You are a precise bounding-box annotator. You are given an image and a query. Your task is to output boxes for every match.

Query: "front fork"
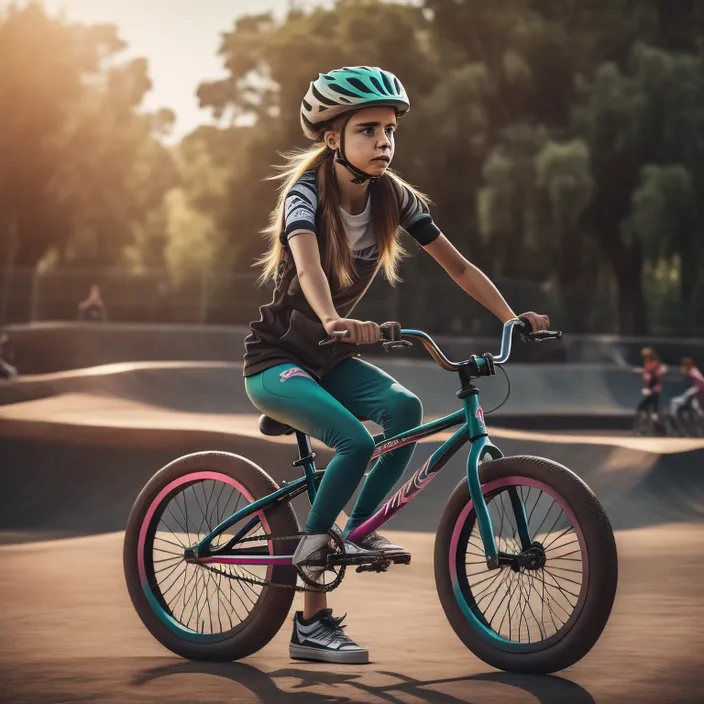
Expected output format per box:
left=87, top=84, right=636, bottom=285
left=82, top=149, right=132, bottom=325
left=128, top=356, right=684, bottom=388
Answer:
left=463, top=394, right=532, bottom=569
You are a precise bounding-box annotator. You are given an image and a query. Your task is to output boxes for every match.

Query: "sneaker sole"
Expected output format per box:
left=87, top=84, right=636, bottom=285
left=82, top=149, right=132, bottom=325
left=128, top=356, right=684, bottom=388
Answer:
left=290, top=643, right=369, bottom=665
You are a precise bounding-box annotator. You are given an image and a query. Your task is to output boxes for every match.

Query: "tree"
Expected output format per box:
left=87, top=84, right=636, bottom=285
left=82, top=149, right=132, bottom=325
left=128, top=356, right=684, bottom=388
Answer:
left=0, top=2, right=177, bottom=273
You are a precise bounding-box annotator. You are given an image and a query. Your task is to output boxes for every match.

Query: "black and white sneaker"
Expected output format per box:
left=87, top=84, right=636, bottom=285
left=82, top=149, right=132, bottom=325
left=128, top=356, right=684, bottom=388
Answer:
left=293, top=533, right=384, bottom=582
left=290, top=609, right=369, bottom=664
left=352, top=531, right=409, bottom=558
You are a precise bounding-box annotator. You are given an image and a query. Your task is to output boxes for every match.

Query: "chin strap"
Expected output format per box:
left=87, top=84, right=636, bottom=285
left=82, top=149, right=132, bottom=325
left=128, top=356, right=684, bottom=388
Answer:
left=334, top=150, right=379, bottom=184
left=333, top=114, right=381, bottom=185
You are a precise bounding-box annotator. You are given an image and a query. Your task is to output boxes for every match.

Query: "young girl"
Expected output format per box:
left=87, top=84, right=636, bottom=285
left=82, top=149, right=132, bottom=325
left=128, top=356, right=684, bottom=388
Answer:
left=243, top=66, right=549, bottom=664
left=636, top=347, right=665, bottom=419
left=670, top=356, right=704, bottom=417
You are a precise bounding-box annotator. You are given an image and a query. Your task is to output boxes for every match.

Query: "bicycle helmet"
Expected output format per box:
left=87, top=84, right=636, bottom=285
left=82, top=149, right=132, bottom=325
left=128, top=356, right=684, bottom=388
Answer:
left=300, top=66, right=410, bottom=183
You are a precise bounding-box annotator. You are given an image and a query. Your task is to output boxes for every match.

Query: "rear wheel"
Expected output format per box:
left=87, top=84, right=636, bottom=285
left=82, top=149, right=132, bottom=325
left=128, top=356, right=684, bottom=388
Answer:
left=124, top=451, right=299, bottom=661
left=435, top=455, right=618, bottom=674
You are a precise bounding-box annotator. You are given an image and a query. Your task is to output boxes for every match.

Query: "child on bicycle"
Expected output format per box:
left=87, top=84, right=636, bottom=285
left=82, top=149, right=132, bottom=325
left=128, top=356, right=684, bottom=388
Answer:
left=635, top=347, right=665, bottom=420
left=670, top=357, right=704, bottom=417
left=243, top=66, right=549, bottom=664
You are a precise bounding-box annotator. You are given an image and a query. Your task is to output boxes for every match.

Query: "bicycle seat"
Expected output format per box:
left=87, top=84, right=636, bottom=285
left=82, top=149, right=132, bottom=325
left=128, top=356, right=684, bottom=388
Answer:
left=258, top=415, right=295, bottom=436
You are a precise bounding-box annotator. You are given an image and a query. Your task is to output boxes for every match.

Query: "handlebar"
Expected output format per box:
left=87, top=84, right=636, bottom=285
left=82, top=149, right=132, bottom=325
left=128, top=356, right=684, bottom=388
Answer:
left=319, top=318, right=563, bottom=372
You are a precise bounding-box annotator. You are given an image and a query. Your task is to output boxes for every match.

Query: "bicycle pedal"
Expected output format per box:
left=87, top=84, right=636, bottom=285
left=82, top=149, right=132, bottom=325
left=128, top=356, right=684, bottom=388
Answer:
left=356, top=561, right=391, bottom=574
left=328, top=552, right=388, bottom=567
left=386, top=552, right=411, bottom=565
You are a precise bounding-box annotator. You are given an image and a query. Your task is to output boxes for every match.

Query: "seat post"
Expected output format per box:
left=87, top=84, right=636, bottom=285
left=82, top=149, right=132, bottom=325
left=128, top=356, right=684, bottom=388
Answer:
left=293, top=431, right=318, bottom=503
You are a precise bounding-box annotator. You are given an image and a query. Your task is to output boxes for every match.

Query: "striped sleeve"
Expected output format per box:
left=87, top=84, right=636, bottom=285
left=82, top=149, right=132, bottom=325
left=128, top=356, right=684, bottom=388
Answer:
left=283, top=170, right=318, bottom=241
left=397, top=183, right=441, bottom=246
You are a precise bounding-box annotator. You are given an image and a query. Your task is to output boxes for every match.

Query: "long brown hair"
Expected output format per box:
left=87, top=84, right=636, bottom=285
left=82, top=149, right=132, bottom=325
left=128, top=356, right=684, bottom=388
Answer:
left=257, top=127, right=431, bottom=292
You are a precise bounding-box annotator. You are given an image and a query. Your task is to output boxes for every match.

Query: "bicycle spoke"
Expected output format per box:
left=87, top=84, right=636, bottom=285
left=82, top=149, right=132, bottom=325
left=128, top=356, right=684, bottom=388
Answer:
left=518, top=570, right=544, bottom=640
left=470, top=568, right=506, bottom=602
left=524, top=570, right=572, bottom=621
left=154, top=559, right=187, bottom=581
left=166, top=504, right=189, bottom=538
left=533, top=570, right=578, bottom=611
left=153, top=554, right=184, bottom=564
left=546, top=564, right=583, bottom=575
left=211, top=568, right=247, bottom=623
left=176, top=491, right=191, bottom=546
left=543, top=567, right=582, bottom=590
left=208, top=480, right=228, bottom=539
left=500, top=492, right=519, bottom=538
left=546, top=536, right=580, bottom=554
left=485, top=571, right=516, bottom=628
left=158, top=521, right=188, bottom=549
left=478, top=568, right=512, bottom=620
left=191, top=484, right=208, bottom=537
left=530, top=499, right=559, bottom=541
left=200, top=480, right=214, bottom=535
left=154, top=535, right=186, bottom=550
left=497, top=573, right=521, bottom=638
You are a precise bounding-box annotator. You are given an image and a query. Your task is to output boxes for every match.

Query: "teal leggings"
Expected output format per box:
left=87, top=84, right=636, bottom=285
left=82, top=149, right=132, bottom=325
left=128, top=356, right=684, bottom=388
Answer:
left=244, top=358, right=423, bottom=534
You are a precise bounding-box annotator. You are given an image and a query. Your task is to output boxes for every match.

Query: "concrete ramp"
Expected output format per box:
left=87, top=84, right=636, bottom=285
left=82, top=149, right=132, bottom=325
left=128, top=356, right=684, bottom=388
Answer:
left=1, top=389, right=701, bottom=538
left=0, top=358, right=670, bottom=430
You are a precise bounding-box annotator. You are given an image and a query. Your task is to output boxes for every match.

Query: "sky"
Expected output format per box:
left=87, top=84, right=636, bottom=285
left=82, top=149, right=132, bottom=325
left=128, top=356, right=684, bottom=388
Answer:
left=35, top=0, right=334, bottom=140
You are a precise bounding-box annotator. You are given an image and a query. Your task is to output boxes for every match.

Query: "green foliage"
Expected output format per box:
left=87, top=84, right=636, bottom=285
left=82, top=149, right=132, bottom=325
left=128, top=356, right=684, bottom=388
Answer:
left=0, top=2, right=177, bottom=271
left=3, top=0, right=703, bottom=334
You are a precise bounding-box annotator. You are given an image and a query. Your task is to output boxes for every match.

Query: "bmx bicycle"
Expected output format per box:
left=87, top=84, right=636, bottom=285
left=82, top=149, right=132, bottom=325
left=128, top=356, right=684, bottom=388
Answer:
left=123, top=318, right=618, bottom=674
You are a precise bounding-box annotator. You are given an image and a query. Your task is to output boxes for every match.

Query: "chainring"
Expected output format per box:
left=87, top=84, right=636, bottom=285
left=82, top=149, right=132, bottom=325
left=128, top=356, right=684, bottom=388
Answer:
left=196, top=529, right=347, bottom=594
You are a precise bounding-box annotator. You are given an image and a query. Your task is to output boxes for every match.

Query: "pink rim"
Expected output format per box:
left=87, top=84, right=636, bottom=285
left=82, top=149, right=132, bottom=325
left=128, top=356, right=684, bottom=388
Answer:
left=137, top=471, right=273, bottom=591
left=449, top=476, right=589, bottom=625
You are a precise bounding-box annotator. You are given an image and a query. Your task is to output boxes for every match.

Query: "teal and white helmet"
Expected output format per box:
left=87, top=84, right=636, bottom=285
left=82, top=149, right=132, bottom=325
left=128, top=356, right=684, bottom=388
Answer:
left=301, top=66, right=410, bottom=140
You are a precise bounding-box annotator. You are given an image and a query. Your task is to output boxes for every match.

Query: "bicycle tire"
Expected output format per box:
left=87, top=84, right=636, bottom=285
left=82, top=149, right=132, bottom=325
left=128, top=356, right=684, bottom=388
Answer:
left=124, top=451, right=299, bottom=661
left=434, top=455, right=618, bottom=674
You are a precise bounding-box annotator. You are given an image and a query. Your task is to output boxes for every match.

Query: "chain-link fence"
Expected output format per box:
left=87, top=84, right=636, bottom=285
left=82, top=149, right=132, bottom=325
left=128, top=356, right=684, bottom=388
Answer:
left=0, top=265, right=702, bottom=337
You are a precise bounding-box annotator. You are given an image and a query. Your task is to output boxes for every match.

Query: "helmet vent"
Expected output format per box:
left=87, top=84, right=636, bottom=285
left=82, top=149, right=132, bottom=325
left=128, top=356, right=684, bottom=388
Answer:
left=348, top=77, right=373, bottom=93
left=312, top=85, right=337, bottom=106
left=380, top=72, right=394, bottom=94
left=329, top=83, right=360, bottom=98
left=369, top=76, right=386, bottom=94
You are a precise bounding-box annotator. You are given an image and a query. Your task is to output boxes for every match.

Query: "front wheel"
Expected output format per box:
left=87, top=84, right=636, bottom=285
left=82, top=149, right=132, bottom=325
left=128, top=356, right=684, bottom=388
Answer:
left=434, top=455, right=618, bottom=674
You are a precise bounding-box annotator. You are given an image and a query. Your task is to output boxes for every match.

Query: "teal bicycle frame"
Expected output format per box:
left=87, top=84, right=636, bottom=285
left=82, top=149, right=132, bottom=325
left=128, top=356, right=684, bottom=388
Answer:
left=192, top=320, right=535, bottom=570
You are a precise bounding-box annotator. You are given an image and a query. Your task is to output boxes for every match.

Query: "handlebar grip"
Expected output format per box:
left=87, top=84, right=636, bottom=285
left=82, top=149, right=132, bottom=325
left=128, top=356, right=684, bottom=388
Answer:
left=517, top=315, right=534, bottom=335
left=517, top=316, right=562, bottom=341
left=380, top=321, right=402, bottom=342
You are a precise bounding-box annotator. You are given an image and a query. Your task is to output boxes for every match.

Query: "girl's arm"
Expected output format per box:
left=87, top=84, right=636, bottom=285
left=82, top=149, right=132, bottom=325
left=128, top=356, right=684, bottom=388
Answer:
left=422, top=234, right=547, bottom=328
left=288, top=232, right=380, bottom=343
left=287, top=232, right=339, bottom=328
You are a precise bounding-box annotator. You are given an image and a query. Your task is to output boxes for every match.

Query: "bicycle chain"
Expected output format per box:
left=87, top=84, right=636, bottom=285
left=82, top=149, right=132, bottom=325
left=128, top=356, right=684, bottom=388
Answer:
left=197, top=531, right=345, bottom=594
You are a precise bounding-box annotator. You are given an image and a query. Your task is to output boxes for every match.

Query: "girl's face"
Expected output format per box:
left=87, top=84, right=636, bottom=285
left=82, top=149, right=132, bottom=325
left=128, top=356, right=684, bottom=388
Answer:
left=643, top=357, right=658, bottom=370
left=326, top=106, right=398, bottom=177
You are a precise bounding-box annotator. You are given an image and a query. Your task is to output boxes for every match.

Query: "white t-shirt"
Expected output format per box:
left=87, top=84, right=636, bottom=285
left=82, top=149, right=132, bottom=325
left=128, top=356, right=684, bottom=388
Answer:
left=340, top=197, right=377, bottom=256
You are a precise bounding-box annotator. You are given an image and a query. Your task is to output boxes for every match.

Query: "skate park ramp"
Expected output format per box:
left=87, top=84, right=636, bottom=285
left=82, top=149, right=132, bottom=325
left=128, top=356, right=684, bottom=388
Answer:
left=0, top=356, right=684, bottom=430
left=0, top=359, right=702, bottom=540
left=3, top=319, right=696, bottom=428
